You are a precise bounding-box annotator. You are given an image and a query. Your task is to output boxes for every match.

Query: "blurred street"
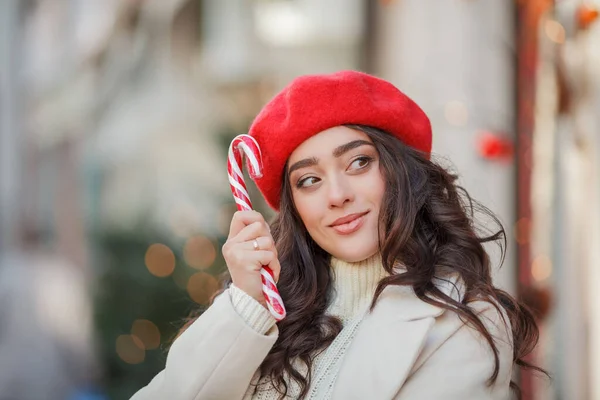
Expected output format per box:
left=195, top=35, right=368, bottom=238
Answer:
left=1, top=0, right=599, bottom=399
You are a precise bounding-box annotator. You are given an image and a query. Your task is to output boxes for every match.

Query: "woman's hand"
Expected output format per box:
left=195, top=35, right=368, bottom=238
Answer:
left=222, top=210, right=281, bottom=307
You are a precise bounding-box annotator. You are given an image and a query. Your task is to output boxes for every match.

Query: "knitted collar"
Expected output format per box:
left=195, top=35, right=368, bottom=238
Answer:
left=327, top=254, right=389, bottom=324
left=327, top=254, right=466, bottom=323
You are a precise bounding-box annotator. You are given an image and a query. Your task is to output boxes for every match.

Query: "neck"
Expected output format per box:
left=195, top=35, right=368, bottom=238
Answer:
left=327, top=253, right=389, bottom=324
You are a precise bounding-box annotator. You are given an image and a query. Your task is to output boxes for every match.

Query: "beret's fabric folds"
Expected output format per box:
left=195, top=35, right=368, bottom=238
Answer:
left=249, top=70, right=432, bottom=210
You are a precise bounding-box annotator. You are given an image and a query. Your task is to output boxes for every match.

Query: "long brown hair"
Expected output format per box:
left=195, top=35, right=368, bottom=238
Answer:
left=262, top=124, right=546, bottom=398
left=177, top=124, right=546, bottom=399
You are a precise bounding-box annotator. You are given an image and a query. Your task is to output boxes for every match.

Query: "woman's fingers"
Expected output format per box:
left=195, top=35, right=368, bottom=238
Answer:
left=222, top=210, right=279, bottom=306
left=268, top=256, right=281, bottom=284
left=236, top=237, right=280, bottom=285
left=242, top=249, right=276, bottom=268
left=240, top=236, right=275, bottom=252
left=227, top=210, right=271, bottom=240
left=234, top=221, right=269, bottom=243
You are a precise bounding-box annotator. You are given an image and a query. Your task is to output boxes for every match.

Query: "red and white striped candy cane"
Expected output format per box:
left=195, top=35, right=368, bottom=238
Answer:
left=227, top=134, right=286, bottom=321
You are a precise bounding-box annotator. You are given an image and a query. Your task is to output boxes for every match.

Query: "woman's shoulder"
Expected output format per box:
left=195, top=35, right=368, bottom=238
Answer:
left=427, top=271, right=513, bottom=349
left=434, top=295, right=513, bottom=344
left=410, top=295, right=513, bottom=378
left=464, top=296, right=513, bottom=346
left=401, top=296, right=514, bottom=399
left=423, top=294, right=514, bottom=370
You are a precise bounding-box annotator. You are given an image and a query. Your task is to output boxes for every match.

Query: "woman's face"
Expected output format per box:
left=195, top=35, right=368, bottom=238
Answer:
left=287, top=126, right=386, bottom=262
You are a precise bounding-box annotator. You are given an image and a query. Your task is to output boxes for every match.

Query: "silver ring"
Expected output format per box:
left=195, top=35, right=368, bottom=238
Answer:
left=252, top=239, right=260, bottom=251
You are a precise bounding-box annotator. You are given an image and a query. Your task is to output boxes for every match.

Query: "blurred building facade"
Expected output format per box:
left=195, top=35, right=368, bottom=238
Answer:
left=1, top=0, right=599, bottom=399
left=532, top=1, right=600, bottom=399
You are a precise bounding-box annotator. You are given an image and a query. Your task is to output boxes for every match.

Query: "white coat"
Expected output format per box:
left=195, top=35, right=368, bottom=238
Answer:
left=131, top=274, right=513, bottom=399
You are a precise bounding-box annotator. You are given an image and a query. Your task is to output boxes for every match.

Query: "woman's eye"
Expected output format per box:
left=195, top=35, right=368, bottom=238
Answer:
left=297, top=176, right=320, bottom=188
left=349, top=156, right=373, bottom=170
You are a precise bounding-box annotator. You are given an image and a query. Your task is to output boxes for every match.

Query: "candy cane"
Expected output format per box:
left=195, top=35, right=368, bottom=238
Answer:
left=227, top=134, right=286, bottom=321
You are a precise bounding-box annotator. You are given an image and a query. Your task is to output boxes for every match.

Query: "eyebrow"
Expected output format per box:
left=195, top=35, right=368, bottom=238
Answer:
left=287, top=139, right=374, bottom=176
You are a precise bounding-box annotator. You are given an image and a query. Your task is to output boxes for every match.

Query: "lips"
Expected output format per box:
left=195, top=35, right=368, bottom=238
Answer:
left=328, top=211, right=369, bottom=235
left=329, top=211, right=369, bottom=227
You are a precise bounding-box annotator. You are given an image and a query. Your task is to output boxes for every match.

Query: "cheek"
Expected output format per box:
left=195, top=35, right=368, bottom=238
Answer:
left=292, top=192, right=321, bottom=229
left=375, top=177, right=386, bottom=203
left=362, top=168, right=386, bottom=205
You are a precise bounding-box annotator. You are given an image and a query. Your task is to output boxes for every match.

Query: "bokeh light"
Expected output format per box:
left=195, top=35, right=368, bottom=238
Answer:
left=545, top=20, right=565, bottom=44
left=131, top=320, right=161, bottom=350
left=444, top=101, right=469, bottom=127
left=144, top=243, right=176, bottom=277
left=116, top=334, right=145, bottom=364
left=187, top=272, right=219, bottom=304
left=514, top=217, right=531, bottom=245
left=577, top=4, right=599, bottom=30
left=183, top=235, right=216, bottom=270
left=532, top=254, right=553, bottom=282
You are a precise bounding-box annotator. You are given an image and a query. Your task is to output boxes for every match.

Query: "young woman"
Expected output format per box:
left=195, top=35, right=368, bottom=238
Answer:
left=131, top=71, right=542, bottom=400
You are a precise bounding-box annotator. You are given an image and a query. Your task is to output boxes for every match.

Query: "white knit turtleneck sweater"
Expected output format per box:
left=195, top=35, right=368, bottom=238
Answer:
left=229, top=255, right=389, bottom=400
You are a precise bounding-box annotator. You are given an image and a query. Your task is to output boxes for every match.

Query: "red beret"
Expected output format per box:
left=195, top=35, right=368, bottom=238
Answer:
left=249, top=70, right=432, bottom=210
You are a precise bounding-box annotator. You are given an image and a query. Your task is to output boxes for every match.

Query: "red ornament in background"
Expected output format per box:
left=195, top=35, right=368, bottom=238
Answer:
left=477, top=131, right=514, bottom=161
left=577, top=4, right=599, bottom=30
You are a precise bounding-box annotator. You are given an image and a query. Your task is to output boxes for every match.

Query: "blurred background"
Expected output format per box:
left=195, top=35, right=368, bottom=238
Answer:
left=0, top=0, right=598, bottom=399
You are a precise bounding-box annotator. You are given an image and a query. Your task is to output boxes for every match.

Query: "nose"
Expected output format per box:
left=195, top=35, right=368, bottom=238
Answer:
left=327, top=175, right=354, bottom=209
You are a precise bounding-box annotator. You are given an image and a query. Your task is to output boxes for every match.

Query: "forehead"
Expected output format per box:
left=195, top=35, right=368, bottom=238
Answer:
left=288, top=126, right=371, bottom=164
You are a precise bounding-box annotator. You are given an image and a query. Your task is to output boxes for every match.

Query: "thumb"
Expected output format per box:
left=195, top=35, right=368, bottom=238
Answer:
left=267, top=258, right=281, bottom=285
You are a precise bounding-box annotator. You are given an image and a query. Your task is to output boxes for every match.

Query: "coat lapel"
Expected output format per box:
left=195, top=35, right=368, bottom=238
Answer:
left=331, top=273, right=464, bottom=400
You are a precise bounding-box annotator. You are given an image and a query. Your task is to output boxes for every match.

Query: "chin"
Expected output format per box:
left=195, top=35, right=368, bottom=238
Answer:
left=329, top=245, right=379, bottom=263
